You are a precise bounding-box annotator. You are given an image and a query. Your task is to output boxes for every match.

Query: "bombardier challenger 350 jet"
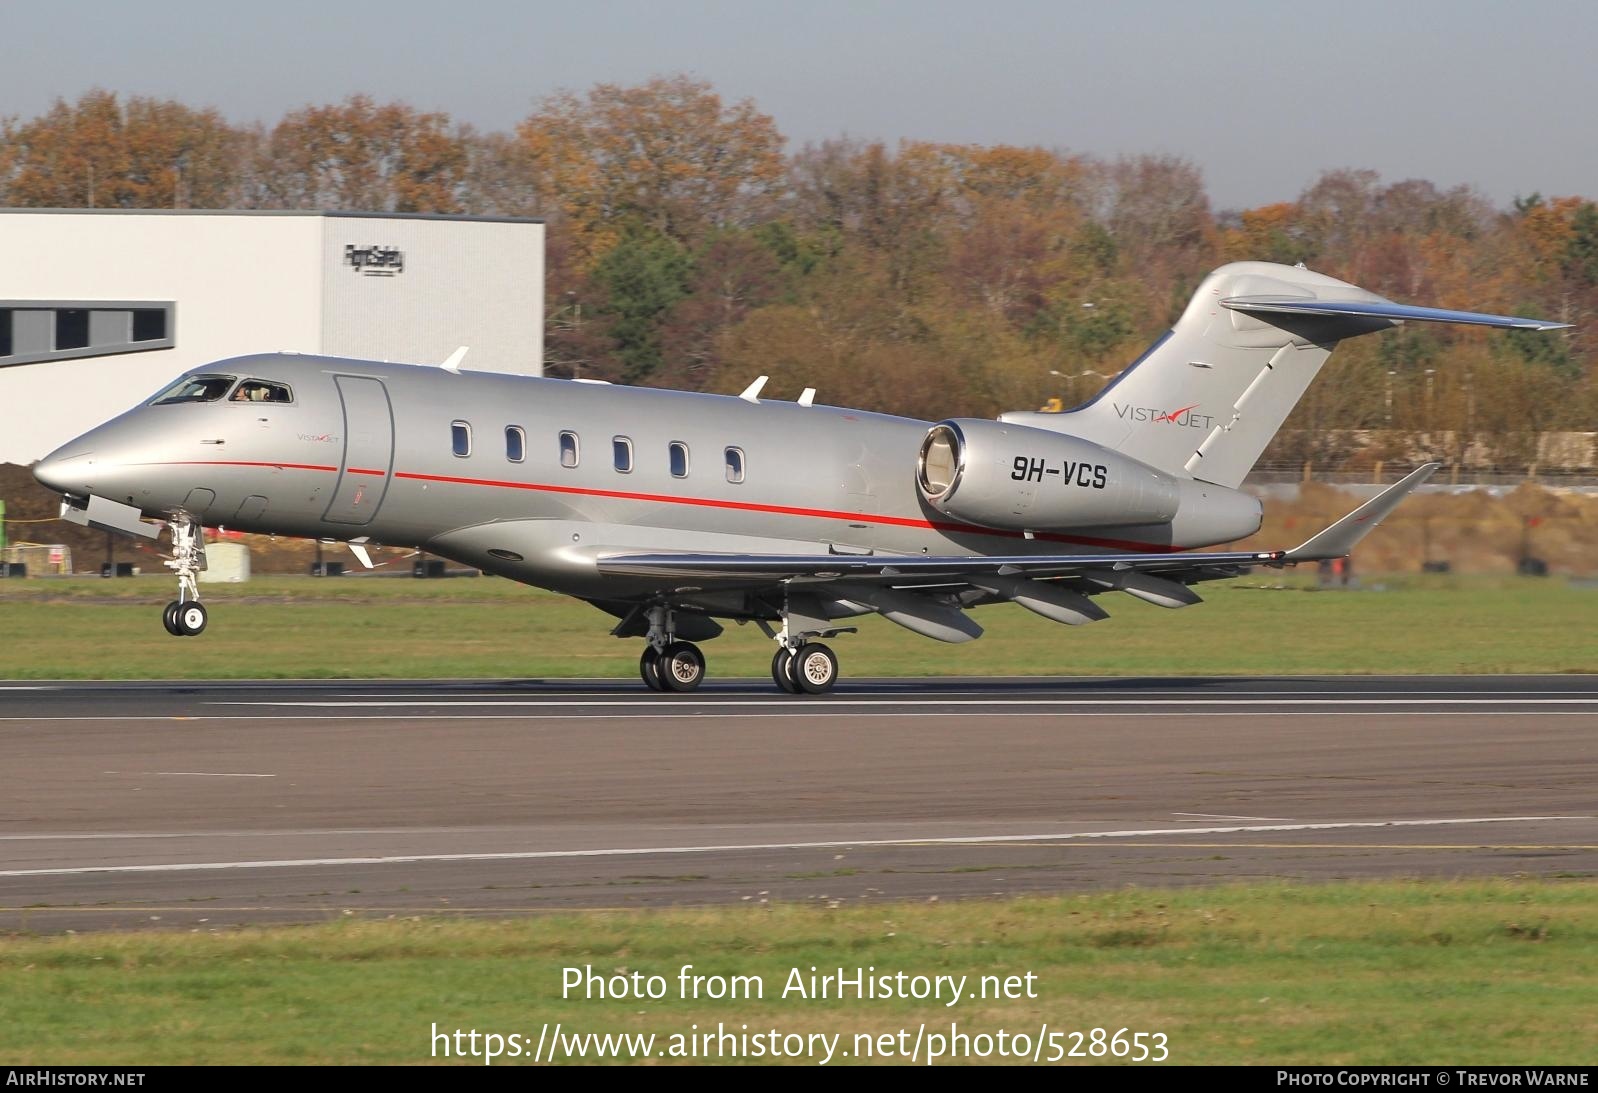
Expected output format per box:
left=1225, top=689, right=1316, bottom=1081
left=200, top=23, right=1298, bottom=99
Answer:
left=33, top=261, right=1565, bottom=694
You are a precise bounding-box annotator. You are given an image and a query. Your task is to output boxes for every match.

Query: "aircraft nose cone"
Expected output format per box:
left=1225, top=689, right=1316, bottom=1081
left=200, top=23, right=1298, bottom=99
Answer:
left=33, top=450, right=94, bottom=495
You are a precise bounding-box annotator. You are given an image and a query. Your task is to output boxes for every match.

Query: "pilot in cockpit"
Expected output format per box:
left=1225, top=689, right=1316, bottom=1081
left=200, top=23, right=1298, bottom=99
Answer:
left=230, top=381, right=280, bottom=403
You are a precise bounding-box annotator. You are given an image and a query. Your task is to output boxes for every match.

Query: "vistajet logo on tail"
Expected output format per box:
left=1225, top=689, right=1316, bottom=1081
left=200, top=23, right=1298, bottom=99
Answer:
left=1112, top=402, right=1214, bottom=430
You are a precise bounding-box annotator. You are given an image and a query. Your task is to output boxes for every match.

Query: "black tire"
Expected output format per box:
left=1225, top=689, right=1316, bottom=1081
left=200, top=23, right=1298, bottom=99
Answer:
left=771, top=648, right=799, bottom=694
left=793, top=642, right=839, bottom=694
left=658, top=641, right=706, bottom=692
left=639, top=647, right=664, bottom=691
left=174, top=601, right=208, bottom=637
left=162, top=600, right=184, bottom=636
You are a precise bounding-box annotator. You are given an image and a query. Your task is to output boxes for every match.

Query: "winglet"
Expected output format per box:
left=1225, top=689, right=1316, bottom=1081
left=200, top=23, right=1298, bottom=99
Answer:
left=739, top=375, right=768, bottom=403
left=440, top=346, right=469, bottom=374
left=1283, top=462, right=1440, bottom=562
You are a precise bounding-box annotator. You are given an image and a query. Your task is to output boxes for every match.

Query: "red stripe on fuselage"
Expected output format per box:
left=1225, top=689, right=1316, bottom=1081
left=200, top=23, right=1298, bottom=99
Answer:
left=147, top=461, right=1182, bottom=553
left=347, top=467, right=388, bottom=476
left=390, top=470, right=1182, bottom=553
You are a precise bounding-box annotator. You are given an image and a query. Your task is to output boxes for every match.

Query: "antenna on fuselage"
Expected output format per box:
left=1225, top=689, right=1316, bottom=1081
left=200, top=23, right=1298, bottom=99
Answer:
left=440, top=346, right=469, bottom=374
left=739, top=375, right=768, bottom=403
left=798, top=388, right=816, bottom=407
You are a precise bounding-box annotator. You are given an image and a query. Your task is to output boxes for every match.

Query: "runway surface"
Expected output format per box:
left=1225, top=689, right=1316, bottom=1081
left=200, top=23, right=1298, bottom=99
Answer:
left=2, top=675, right=1595, bottom=932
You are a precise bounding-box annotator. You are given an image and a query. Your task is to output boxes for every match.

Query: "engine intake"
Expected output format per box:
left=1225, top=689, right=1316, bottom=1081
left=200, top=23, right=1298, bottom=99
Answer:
left=916, top=418, right=1183, bottom=531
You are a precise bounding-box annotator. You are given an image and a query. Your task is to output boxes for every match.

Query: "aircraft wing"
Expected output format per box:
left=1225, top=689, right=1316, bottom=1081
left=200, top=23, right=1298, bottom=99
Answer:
left=595, top=463, right=1439, bottom=591
left=595, top=547, right=1276, bottom=585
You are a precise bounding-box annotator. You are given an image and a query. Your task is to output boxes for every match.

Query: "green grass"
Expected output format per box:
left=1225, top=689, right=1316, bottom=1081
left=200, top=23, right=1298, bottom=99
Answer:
left=0, top=573, right=1594, bottom=678
left=1, top=881, right=1594, bottom=1064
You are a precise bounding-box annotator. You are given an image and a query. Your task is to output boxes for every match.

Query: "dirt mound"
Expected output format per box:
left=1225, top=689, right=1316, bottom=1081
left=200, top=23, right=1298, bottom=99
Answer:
left=1240, top=482, right=1598, bottom=575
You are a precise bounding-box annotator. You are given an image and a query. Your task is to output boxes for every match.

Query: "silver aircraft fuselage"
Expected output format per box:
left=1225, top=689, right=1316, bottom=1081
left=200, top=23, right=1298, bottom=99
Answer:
left=34, top=353, right=1247, bottom=608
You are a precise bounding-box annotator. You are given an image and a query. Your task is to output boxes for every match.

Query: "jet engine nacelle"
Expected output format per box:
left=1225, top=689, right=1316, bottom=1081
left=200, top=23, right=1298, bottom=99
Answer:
left=917, top=418, right=1183, bottom=531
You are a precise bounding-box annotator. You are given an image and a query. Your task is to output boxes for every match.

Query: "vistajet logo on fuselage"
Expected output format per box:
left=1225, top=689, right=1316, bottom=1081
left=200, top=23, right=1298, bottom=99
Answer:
left=1112, top=402, right=1214, bottom=430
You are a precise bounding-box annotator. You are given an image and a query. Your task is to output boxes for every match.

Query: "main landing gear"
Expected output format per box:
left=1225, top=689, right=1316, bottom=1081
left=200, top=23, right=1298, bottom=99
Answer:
left=759, top=588, right=852, bottom=695
left=641, top=640, right=706, bottom=693
left=159, top=515, right=208, bottom=637
left=770, top=642, right=839, bottom=695
left=638, top=605, right=707, bottom=693
left=632, top=599, right=847, bottom=695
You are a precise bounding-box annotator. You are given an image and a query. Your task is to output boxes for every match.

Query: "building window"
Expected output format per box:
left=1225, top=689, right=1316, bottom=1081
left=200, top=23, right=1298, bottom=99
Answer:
left=452, top=421, right=472, bottom=458
left=506, top=426, right=525, bottom=463
left=0, top=300, right=175, bottom=369
left=55, top=309, right=89, bottom=351
left=669, top=441, right=689, bottom=478
left=725, top=446, right=745, bottom=484
left=131, top=309, right=167, bottom=342
left=559, top=431, right=580, bottom=468
left=613, top=436, right=633, bottom=473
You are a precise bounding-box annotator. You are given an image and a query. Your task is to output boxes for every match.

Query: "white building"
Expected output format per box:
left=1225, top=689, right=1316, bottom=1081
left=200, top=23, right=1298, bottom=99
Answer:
left=0, top=210, right=544, bottom=463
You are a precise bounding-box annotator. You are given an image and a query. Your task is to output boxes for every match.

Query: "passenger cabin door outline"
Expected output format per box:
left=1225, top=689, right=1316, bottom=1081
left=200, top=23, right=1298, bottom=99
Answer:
left=323, top=375, right=394, bottom=526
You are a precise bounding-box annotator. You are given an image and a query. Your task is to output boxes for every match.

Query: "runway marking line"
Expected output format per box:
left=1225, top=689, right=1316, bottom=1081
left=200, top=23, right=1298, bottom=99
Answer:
left=6, top=711, right=1598, bottom=723
left=0, top=816, right=1587, bottom=879
left=1030, top=843, right=1598, bottom=851
left=213, top=698, right=1598, bottom=708
left=330, top=688, right=1598, bottom=699
left=102, top=771, right=276, bottom=778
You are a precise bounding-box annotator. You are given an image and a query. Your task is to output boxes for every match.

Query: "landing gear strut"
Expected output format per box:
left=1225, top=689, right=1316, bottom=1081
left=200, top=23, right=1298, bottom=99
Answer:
left=160, top=515, right=207, bottom=637
left=759, top=589, right=851, bottom=695
left=769, top=639, right=839, bottom=694
left=638, top=605, right=706, bottom=692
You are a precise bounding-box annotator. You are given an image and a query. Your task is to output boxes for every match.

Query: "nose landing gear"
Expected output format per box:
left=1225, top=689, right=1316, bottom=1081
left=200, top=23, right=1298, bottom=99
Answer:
left=160, top=515, right=208, bottom=637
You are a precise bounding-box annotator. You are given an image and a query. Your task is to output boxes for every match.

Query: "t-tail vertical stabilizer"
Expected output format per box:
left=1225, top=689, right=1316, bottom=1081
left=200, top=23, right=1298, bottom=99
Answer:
left=1001, top=262, right=1567, bottom=489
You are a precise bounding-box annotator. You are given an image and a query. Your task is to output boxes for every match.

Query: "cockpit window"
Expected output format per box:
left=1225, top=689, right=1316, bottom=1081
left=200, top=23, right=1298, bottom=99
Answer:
left=229, top=379, right=293, bottom=404
left=151, top=374, right=237, bottom=405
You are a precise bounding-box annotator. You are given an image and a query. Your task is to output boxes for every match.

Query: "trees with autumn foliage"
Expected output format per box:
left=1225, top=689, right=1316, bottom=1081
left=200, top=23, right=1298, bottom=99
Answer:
left=2, top=81, right=1594, bottom=472
left=0, top=90, right=247, bottom=209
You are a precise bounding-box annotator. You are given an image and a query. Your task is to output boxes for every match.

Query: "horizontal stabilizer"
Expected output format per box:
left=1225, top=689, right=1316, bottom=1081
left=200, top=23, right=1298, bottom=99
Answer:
left=1284, top=463, right=1441, bottom=562
left=1221, top=296, right=1569, bottom=331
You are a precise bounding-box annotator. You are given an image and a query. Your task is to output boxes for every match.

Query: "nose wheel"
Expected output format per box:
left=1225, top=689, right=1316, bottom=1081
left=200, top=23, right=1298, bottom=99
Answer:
left=163, top=600, right=208, bottom=637
left=159, top=515, right=208, bottom=638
